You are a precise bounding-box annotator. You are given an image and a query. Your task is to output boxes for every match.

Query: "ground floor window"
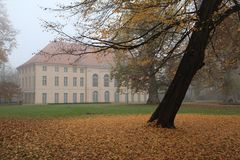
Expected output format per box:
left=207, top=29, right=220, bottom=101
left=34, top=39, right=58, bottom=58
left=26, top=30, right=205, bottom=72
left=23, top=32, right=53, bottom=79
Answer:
left=92, top=91, right=98, bottom=103
left=73, top=93, right=77, bottom=103
left=64, top=93, right=68, bottom=103
left=54, top=93, right=59, bottom=103
left=125, top=93, right=129, bottom=104
left=80, top=93, right=84, bottom=103
left=114, top=92, right=119, bottom=103
left=131, top=93, right=134, bottom=103
left=42, top=93, right=47, bottom=104
left=104, top=91, right=110, bottom=102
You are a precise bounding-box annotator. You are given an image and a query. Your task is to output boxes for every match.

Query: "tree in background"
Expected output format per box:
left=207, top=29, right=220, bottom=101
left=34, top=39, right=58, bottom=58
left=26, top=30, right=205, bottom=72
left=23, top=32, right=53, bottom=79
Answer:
left=0, top=81, right=21, bottom=103
left=45, top=0, right=240, bottom=128
left=0, top=0, right=16, bottom=63
left=0, top=63, right=21, bottom=104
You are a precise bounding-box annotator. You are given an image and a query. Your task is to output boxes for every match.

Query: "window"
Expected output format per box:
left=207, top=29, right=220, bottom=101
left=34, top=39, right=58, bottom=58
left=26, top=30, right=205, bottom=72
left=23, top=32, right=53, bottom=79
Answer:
left=104, top=91, right=110, bottom=102
left=73, top=77, right=77, bottom=87
left=29, top=77, right=31, bottom=88
left=73, top=66, right=77, bottom=73
left=25, top=77, right=27, bottom=87
left=138, top=93, right=141, bottom=102
left=114, top=92, right=120, bottom=103
left=80, top=68, right=84, bottom=73
left=42, top=76, right=47, bottom=86
left=104, top=74, right=110, bottom=87
left=55, top=66, right=59, bottom=72
left=92, top=91, right=98, bottom=103
left=64, top=93, right=68, bottom=103
left=125, top=93, right=129, bottom=104
left=92, top=74, right=98, bottom=87
left=33, top=76, right=35, bottom=88
left=80, top=77, right=84, bottom=87
left=22, top=78, right=24, bottom=88
left=42, top=65, right=47, bottom=71
left=131, top=93, right=135, bottom=103
left=114, top=79, right=119, bottom=87
left=42, top=93, right=47, bottom=104
left=64, top=66, right=68, bottom=72
left=73, top=93, right=77, bottom=103
left=55, top=76, right=59, bottom=86
left=80, top=93, right=84, bottom=103
left=64, top=77, right=68, bottom=86
left=54, top=93, right=59, bottom=103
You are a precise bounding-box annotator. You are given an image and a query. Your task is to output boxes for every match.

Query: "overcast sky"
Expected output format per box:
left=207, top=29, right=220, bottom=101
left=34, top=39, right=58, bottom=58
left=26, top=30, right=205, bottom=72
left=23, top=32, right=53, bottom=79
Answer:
left=4, top=0, right=69, bottom=68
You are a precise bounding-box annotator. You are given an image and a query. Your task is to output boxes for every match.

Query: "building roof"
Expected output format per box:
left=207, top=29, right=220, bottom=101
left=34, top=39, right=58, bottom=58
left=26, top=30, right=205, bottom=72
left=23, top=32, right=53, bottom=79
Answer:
left=18, top=41, right=115, bottom=68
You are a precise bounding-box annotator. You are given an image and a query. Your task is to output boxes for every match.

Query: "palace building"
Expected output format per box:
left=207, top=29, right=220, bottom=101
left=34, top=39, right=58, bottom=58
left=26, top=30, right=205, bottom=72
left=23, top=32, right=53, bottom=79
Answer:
left=17, top=42, right=148, bottom=104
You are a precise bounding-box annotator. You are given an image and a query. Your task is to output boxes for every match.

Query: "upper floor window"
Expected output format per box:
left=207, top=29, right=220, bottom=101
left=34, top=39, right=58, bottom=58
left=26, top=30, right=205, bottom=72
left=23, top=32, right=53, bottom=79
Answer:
left=29, top=77, right=31, bottom=88
left=73, top=77, right=77, bottom=86
left=73, top=66, right=77, bottom=73
left=22, top=78, right=24, bottom=88
left=55, top=66, right=59, bottom=72
left=64, top=66, right=68, bottom=72
left=92, top=74, right=98, bottom=87
left=42, top=65, right=47, bottom=71
left=42, top=76, right=47, bottom=86
left=64, top=77, right=68, bottom=86
left=104, top=74, right=110, bottom=87
left=55, top=76, right=59, bottom=86
left=80, top=68, right=84, bottom=73
left=80, top=77, right=84, bottom=87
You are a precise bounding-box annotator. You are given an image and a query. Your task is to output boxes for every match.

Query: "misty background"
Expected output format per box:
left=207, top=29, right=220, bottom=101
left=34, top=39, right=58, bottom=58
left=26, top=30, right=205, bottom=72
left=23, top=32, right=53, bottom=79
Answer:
left=4, top=0, right=69, bottom=67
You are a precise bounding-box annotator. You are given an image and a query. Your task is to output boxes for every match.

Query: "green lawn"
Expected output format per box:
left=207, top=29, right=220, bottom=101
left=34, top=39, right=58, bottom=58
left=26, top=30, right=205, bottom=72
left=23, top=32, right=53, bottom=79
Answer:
left=0, top=103, right=239, bottom=118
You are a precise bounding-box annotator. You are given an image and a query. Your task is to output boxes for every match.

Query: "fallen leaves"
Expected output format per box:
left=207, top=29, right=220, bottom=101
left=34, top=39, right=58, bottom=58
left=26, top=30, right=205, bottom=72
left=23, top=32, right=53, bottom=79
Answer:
left=0, top=115, right=240, bottom=160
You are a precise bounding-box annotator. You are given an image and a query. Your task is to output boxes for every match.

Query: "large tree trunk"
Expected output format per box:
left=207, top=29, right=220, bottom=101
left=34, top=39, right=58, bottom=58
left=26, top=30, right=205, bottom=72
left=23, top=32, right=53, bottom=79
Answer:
left=148, top=0, right=223, bottom=128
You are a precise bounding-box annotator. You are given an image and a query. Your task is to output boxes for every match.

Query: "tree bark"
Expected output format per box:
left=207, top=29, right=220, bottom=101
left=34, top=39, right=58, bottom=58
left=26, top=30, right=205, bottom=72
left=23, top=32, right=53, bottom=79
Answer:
left=148, top=0, right=223, bottom=128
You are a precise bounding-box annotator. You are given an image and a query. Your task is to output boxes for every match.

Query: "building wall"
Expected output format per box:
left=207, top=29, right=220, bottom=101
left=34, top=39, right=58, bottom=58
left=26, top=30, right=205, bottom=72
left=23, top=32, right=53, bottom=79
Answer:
left=18, top=63, right=148, bottom=104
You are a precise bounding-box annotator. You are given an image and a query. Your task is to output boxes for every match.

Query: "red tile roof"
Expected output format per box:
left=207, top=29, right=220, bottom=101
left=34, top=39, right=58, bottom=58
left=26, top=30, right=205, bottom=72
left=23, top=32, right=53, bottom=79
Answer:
left=18, top=41, right=115, bottom=68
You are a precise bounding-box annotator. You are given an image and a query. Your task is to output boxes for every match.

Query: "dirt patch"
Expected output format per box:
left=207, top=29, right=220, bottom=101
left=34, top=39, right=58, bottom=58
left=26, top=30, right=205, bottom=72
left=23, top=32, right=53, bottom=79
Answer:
left=0, top=115, right=240, bottom=160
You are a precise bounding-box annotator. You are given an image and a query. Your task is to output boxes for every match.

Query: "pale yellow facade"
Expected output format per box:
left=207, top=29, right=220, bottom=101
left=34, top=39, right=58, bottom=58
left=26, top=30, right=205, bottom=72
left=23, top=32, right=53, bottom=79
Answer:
left=18, top=62, right=148, bottom=104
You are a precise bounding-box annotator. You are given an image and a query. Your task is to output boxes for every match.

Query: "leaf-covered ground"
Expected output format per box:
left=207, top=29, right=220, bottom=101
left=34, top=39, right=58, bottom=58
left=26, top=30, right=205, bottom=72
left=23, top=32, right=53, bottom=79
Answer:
left=0, top=115, right=240, bottom=160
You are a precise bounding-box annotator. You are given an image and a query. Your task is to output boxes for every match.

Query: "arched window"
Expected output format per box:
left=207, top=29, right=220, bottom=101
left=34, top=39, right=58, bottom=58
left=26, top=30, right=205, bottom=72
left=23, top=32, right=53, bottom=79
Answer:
left=92, top=91, right=98, bottom=103
left=92, top=74, right=98, bottom=87
left=104, top=74, right=110, bottom=87
left=114, top=91, right=120, bottom=103
left=104, top=91, right=110, bottom=102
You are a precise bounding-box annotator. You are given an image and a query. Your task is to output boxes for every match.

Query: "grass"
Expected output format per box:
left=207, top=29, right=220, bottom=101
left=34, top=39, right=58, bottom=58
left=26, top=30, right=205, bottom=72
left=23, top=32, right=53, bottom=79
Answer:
left=0, top=103, right=239, bottom=118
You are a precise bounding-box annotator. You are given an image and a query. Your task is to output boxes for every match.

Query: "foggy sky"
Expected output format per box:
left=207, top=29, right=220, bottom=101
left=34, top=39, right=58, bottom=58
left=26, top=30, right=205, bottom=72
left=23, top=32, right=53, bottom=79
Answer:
left=4, top=0, right=69, bottom=68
